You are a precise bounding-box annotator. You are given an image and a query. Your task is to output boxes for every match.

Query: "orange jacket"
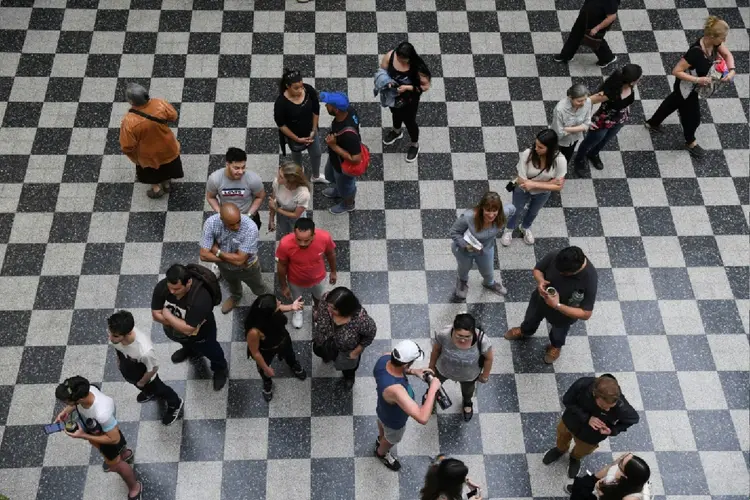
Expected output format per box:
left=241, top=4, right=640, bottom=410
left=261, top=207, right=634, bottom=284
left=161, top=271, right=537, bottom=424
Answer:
left=119, top=98, right=180, bottom=169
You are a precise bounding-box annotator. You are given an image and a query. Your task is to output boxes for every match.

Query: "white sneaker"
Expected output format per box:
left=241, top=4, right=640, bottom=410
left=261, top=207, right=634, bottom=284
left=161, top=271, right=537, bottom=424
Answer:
left=311, top=175, right=329, bottom=184
left=210, top=263, right=221, bottom=278
left=292, top=310, right=303, bottom=329
left=522, top=228, right=535, bottom=245
left=500, top=229, right=513, bottom=247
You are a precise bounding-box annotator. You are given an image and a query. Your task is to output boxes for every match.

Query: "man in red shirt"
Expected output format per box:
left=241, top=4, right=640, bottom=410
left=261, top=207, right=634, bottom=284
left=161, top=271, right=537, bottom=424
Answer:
left=276, top=218, right=338, bottom=328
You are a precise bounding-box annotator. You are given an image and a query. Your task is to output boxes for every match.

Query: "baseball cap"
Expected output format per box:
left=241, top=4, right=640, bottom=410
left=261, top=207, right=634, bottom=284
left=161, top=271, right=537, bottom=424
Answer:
left=391, top=340, right=424, bottom=364
left=319, top=91, right=350, bottom=111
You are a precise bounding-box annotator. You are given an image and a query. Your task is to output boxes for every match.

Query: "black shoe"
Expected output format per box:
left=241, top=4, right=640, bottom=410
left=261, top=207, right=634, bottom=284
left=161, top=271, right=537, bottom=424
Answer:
left=375, top=448, right=402, bottom=471
left=262, top=380, right=273, bottom=402
left=291, top=363, right=307, bottom=381
left=171, top=347, right=193, bottom=364
left=406, top=145, right=419, bottom=163
left=136, top=392, right=155, bottom=403
left=463, top=402, right=474, bottom=422
left=565, top=484, right=574, bottom=495
left=687, top=143, right=705, bottom=159
left=644, top=120, right=663, bottom=133
left=542, top=447, right=565, bottom=465
left=343, top=377, right=355, bottom=390
left=162, top=398, right=184, bottom=426
left=596, top=55, right=618, bottom=68
left=588, top=154, right=604, bottom=170
left=568, top=457, right=581, bottom=478
left=553, top=54, right=569, bottom=63
left=212, top=370, right=228, bottom=391
left=383, top=129, right=404, bottom=145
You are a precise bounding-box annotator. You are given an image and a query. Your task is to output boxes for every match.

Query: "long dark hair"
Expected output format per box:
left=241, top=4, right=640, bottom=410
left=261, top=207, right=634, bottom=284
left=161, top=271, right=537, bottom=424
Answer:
left=526, top=128, right=560, bottom=171
left=473, top=191, right=506, bottom=231
left=244, top=294, right=287, bottom=335
left=278, top=68, right=303, bottom=95
left=599, top=455, right=651, bottom=500
left=325, top=287, right=361, bottom=317
left=601, top=64, right=642, bottom=100
left=420, top=457, right=469, bottom=500
left=395, top=41, right=432, bottom=86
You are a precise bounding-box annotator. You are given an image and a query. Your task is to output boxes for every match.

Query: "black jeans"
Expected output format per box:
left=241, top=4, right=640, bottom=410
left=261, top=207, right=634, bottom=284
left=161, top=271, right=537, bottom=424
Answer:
left=166, top=325, right=228, bottom=373
left=519, top=293, right=573, bottom=348
left=648, top=88, right=701, bottom=144
left=256, top=340, right=299, bottom=387
left=390, top=98, right=420, bottom=142
left=559, top=143, right=577, bottom=164
left=117, top=351, right=181, bottom=407
left=559, top=10, right=614, bottom=64
left=434, top=366, right=476, bottom=405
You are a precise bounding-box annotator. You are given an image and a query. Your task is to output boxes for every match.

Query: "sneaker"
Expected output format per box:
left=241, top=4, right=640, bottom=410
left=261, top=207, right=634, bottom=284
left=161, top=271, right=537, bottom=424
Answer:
left=553, top=54, right=570, bottom=63
left=565, top=484, right=574, bottom=495
left=322, top=187, right=340, bottom=199
left=542, top=447, right=565, bottom=465
left=291, top=363, right=308, bottom=380
left=136, top=392, right=155, bottom=404
left=292, top=310, right=303, bottom=329
left=406, top=145, right=420, bottom=162
left=212, top=369, right=228, bottom=391
left=330, top=202, right=355, bottom=214
left=483, top=282, right=507, bottom=295
left=221, top=297, right=237, bottom=315
left=383, top=129, right=404, bottom=145
left=375, top=449, right=402, bottom=471
left=687, top=143, right=705, bottom=159
left=544, top=344, right=562, bottom=364
left=311, top=175, right=329, bottom=184
left=568, top=457, right=582, bottom=478
left=262, top=380, right=273, bottom=402
left=161, top=398, right=184, bottom=426
left=596, top=55, right=618, bottom=68
left=588, top=154, right=604, bottom=170
left=644, top=120, right=662, bottom=133
left=343, top=377, right=355, bottom=390
left=499, top=229, right=513, bottom=247
left=210, top=262, right=221, bottom=278
left=504, top=327, right=525, bottom=341
left=171, top=347, right=193, bottom=364
left=454, top=279, right=468, bottom=301
left=521, top=227, right=535, bottom=245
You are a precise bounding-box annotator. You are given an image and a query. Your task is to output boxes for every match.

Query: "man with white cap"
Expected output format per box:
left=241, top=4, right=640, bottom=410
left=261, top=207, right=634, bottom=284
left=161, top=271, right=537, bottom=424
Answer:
left=373, top=340, right=442, bottom=471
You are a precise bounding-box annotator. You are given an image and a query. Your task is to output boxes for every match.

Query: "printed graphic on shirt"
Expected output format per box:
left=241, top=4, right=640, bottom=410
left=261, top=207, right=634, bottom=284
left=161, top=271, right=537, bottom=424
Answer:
left=164, top=300, right=187, bottom=320
left=220, top=188, right=246, bottom=198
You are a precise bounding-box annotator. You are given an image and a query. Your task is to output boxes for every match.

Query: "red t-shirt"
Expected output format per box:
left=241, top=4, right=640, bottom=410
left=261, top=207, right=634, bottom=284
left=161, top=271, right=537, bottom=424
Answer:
left=276, top=229, right=336, bottom=288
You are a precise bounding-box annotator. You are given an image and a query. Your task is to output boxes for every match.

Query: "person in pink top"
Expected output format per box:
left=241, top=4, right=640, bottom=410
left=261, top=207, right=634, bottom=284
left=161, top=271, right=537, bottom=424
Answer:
left=276, top=218, right=338, bottom=328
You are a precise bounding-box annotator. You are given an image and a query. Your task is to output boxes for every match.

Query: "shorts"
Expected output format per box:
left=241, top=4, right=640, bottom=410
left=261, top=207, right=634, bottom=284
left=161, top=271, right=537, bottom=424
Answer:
left=98, top=429, right=127, bottom=461
left=378, top=419, right=406, bottom=445
left=289, top=276, right=327, bottom=302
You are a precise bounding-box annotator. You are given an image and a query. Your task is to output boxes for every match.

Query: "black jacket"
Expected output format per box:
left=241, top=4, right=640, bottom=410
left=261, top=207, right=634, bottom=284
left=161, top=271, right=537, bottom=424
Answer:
left=561, top=374, right=639, bottom=445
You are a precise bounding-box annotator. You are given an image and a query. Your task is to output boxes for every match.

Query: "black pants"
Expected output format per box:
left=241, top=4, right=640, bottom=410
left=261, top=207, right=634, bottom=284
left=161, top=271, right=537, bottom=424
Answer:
left=648, top=88, right=701, bottom=144
left=257, top=341, right=299, bottom=387
left=166, top=325, right=228, bottom=373
left=434, top=366, right=476, bottom=405
left=340, top=355, right=361, bottom=381
left=390, top=98, right=420, bottom=142
left=559, top=143, right=577, bottom=164
left=520, top=293, right=573, bottom=348
left=559, top=11, right=614, bottom=64
left=117, top=351, right=181, bottom=407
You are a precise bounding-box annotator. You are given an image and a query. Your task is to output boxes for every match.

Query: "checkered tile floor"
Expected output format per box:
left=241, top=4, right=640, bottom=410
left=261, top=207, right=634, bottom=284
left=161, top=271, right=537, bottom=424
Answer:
left=0, top=0, right=748, bottom=499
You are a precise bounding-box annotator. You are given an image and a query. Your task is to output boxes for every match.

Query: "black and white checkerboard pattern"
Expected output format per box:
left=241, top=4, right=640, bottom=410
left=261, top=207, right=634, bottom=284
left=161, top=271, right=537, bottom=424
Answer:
left=0, top=0, right=748, bottom=499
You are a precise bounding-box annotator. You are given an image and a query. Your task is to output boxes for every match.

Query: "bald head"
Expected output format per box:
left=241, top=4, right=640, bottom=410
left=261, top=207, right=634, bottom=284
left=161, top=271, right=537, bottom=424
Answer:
left=220, top=203, right=241, bottom=231
left=126, top=82, right=149, bottom=106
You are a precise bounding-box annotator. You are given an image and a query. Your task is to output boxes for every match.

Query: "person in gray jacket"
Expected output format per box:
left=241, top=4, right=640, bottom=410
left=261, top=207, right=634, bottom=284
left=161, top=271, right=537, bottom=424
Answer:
left=550, top=84, right=594, bottom=164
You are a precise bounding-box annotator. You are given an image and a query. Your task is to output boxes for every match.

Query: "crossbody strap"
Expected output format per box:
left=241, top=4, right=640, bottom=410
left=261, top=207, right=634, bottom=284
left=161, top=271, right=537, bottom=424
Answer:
left=335, top=126, right=361, bottom=138
left=128, top=108, right=169, bottom=125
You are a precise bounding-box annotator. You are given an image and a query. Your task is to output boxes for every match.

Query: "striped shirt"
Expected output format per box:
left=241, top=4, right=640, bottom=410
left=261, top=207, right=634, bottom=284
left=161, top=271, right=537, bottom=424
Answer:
left=200, top=213, right=259, bottom=269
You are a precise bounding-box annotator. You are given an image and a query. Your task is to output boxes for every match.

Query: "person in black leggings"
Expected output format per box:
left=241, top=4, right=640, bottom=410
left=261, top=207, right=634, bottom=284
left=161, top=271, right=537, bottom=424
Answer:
left=380, top=42, right=432, bottom=163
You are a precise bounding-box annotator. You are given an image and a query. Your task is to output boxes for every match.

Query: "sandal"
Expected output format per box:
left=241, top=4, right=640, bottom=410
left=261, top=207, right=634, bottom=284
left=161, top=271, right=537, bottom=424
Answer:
left=128, top=481, right=143, bottom=500
left=146, top=187, right=165, bottom=199
left=161, top=180, right=172, bottom=193
left=463, top=402, right=474, bottom=421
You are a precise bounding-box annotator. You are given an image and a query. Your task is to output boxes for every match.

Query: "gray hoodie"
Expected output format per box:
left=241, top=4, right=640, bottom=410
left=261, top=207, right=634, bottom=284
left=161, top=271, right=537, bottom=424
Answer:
left=550, top=97, right=593, bottom=147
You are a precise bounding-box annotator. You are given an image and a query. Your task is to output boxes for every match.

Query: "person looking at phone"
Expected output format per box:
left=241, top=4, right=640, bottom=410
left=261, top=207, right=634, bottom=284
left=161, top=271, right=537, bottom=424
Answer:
left=505, top=246, right=597, bottom=364
left=54, top=376, right=142, bottom=500
left=420, top=455, right=484, bottom=500
left=566, top=452, right=651, bottom=500
left=374, top=340, right=442, bottom=471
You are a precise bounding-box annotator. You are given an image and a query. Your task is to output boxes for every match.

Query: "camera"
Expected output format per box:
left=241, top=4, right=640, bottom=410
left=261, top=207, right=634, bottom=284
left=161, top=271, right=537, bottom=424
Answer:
left=422, top=372, right=452, bottom=410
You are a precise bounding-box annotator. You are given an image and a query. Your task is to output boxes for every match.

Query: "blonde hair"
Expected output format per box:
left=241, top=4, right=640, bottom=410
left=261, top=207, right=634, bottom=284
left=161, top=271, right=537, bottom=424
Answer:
left=278, top=161, right=310, bottom=191
left=473, top=191, right=506, bottom=232
left=704, top=15, right=729, bottom=39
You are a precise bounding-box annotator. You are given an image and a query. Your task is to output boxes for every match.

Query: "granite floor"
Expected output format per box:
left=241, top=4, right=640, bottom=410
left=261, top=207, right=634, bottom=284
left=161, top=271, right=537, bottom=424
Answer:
left=0, top=0, right=748, bottom=499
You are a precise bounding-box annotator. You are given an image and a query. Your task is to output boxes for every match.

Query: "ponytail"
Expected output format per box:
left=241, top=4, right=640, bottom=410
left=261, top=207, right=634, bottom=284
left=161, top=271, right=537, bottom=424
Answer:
left=278, top=68, right=303, bottom=95
left=704, top=15, right=729, bottom=38
left=56, top=375, right=91, bottom=402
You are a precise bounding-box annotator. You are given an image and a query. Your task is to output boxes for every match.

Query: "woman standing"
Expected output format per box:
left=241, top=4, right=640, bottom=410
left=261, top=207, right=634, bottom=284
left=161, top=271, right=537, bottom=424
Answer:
left=450, top=191, right=515, bottom=301
left=245, top=294, right=308, bottom=402
left=551, top=84, right=595, bottom=163
left=572, top=64, right=642, bottom=176
left=420, top=455, right=484, bottom=500
left=645, top=16, right=735, bottom=159
left=500, top=129, right=567, bottom=247
left=274, top=69, right=326, bottom=183
left=380, top=42, right=432, bottom=163
left=567, top=453, right=651, bottom=500
left=312, top=287, right=377, bottom=390
left=268, top=161, right=311, bottom=238
left=427, top=313, right=493, bottom=421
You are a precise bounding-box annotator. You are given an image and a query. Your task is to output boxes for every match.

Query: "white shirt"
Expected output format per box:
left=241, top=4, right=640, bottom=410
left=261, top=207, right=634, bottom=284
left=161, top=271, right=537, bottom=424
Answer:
left=272, top=178, right=311, bottom=212
left=111, top=328, right=159, bottom=372
left=77, top=386, right=118, bottom=433
left=516, top=148, right=567, bottom=195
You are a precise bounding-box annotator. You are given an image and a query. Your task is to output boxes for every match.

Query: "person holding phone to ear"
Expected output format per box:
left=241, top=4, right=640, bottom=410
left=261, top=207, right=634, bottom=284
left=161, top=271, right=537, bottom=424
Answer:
left=420, top=455, right=484, bottom=500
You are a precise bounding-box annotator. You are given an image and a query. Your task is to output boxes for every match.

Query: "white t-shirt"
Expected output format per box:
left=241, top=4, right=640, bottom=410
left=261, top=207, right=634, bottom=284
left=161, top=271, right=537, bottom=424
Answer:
left=77, top=386, right=118, bottom=433
left=111, top=328, right=158, bottom=372
left=272, top=178, right=311, bottom=212
left=516, top=148, right=567, bottom=195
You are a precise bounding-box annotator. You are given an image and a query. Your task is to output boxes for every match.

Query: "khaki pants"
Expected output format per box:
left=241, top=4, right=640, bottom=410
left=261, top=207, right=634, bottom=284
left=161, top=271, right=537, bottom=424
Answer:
left=218, top=260, right=268, bottom=301
left=556, top=420, right=599, bottom=460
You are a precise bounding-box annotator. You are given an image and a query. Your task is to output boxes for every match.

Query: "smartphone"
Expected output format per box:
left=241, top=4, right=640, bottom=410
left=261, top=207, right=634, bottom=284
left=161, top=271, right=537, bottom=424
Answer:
left=44, top=422, right=65, bottom=435
left=467, top=488, right=479, bottom=499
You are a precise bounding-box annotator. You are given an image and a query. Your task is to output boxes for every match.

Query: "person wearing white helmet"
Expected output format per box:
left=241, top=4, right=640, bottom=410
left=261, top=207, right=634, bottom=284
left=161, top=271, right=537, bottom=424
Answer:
left=373, top=340, right=442, bottom=471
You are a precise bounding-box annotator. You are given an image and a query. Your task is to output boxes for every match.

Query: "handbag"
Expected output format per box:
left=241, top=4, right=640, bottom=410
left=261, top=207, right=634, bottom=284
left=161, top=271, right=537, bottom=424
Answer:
left=334, top=350, right=360, bottom=371
left=251, top=211, right=262, bottom=231
left=336, top=128, right=370, bottom=177
left=312, top=336, right=338, bottom=362
left=506, top=166, right=547, bottom=192
left=581, top=10, right=604, bottom=50
left=476, top=329, right=486, bottom=368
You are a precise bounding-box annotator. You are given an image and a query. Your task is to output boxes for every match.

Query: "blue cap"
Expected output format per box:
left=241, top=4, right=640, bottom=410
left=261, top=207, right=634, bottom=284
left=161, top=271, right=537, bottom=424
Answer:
left=319, top=91, right=349, bottom=111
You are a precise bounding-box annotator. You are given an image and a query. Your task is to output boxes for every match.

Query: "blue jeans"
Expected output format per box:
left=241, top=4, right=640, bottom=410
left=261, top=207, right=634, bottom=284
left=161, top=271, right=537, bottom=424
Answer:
left=325, top=158, right=357, bottom=199
left=507, top=188, right=551, bottom=230
left=452, top=242, right=498, bottom=286
left=573, top=123, right=624, bottom=169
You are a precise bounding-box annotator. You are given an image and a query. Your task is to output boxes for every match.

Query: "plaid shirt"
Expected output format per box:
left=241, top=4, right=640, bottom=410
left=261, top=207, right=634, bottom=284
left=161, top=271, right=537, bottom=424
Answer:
left=200, top=213, right=259, bottom=269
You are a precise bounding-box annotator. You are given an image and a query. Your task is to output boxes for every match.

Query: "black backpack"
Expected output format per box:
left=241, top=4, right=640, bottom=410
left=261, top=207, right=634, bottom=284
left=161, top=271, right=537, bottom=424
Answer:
left=186, top=263, right=222, bottom=307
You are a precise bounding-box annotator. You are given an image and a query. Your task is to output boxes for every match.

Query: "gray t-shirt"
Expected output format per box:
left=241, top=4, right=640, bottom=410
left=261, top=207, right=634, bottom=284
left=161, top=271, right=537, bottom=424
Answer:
left=206, top=169, right=264, bottom=213
left=434, top=326, right=492, bottom=382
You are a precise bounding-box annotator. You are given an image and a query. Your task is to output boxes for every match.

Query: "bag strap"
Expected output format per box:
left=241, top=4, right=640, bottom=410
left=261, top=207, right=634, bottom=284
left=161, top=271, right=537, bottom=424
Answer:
left=335, top=126, right=361, bottom=138
left=128, top=108, right=169, bottom=125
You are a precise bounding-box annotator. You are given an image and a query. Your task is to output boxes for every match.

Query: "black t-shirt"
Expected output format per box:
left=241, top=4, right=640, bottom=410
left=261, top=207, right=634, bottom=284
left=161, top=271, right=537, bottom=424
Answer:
left=328, top=107, right=362, bottom=171
left=684, top=38, right=718, bottom=78
left=273, top=84, right=320, bottom=140
left=598, top=84, right=635, bottom=114
left=533, top=251, right=598, bottom=326
left=583, top=0, right=620, bottom=27
left=151, top=278, right=217, bottom=341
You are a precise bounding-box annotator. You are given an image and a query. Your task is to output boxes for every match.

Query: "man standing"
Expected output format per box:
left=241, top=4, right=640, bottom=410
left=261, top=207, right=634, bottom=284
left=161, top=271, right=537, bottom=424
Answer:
left=543, top=374, right=639, bottom=478
left=554, top=0, right=619, bottom=68
left=373, top=340, right=442, bottom=471
left=320, top=91, right=362, bottom=215
left=151, top=264, right=229, bottom=390
left=119, top=82, right=183, bottom=199
left=199, top=203, right=268, bottom=314
left=107, top=310, right=184, bottom=426
left=505, top=246, right=598, bottom=364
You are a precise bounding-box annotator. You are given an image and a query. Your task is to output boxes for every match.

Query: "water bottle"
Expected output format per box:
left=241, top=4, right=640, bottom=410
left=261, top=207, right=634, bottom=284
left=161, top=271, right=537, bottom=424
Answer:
left=423, top=372, right=452, bottom=410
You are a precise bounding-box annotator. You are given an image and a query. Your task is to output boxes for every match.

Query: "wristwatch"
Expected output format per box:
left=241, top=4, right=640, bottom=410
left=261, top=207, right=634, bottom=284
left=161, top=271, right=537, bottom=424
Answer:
left=555, top=303, right=561, bottom=309
left=215, top=249, right=222, bottom=258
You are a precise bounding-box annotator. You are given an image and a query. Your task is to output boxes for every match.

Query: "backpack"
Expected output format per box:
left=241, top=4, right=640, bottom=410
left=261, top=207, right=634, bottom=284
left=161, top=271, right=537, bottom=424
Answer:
left=186, top=263, right=222, bottom=307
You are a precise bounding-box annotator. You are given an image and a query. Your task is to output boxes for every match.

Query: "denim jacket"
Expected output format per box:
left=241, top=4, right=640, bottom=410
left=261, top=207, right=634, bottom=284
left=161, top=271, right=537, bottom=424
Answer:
left=373, top=68, right=398, bottom=108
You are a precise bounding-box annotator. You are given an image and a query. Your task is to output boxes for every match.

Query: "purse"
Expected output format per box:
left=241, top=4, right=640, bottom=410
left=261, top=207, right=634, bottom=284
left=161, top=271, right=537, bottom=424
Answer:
left=336, top=127, right=370, bottom=177
left=581, top=11, right=604, bottom=50
left=476, top=329, right=486, bottom=368
left=312, top=336, right=338, bottom=363
left=506, top=166, right=546, bottom=192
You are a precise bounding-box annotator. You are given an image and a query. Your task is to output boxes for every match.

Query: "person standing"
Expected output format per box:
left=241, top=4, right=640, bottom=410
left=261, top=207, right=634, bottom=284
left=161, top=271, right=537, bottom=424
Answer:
left=276, top=218, right=337, bottom=328
left=119, top=82, right=183, bottom=199
left=54, top=376, right=142, bottom=499
left=500, top=129, right=567, bottom=247
left=320, top=91, right=362, bottom=214
left=554, top=0, right=620, bottom=68
left=245, top=294, right=308, bottom=402
left=645, top=16, right=736, bottom=159
left=206, top=147, right=266, bottom=226
left=199, top=203, right=268, bottom=314
left=312, top=287, right=377, bottom=389
left=107, top=310, right=184, bottom=426
left=374, top=340, right=442, bottom=471
left=450, top=191, right=515, bottom=301
left=274, top=69, right=326, bottom=183
left=380, top=42, right=432, bottom=163
left=268, top=161, right=311, bottom=238
left=505, top=246, right=598, bottom=364
left=420, top=456, right=484, bottom=500
left=543, top=375, right=639, bottom=478
left=551, top=84, right=595, bottom=164
left=151, top=264, right=229, bottom=390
